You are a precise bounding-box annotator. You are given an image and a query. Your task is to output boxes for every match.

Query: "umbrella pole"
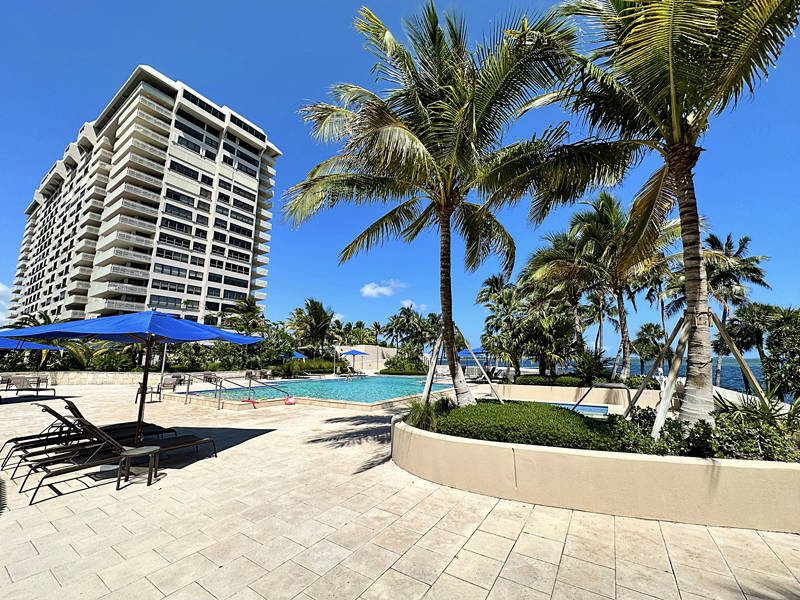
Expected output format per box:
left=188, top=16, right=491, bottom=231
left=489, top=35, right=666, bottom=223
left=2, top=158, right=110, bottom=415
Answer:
left=158, top=343, right=167, bottom=400
left=134, top=335, right=153, bottom=443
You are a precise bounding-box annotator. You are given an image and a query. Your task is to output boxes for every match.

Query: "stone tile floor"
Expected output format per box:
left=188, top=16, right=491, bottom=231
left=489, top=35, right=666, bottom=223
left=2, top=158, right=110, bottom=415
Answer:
left=1, top=384, right=799, bottom=600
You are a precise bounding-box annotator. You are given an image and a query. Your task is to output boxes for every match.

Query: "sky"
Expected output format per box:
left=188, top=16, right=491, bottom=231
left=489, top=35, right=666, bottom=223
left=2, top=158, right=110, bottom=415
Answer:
left=1, top=1, right=799, bottom=355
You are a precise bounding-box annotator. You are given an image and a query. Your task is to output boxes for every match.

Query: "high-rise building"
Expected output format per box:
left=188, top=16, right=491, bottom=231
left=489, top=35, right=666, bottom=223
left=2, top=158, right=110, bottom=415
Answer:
left=6, top=66, right=279, bottom=326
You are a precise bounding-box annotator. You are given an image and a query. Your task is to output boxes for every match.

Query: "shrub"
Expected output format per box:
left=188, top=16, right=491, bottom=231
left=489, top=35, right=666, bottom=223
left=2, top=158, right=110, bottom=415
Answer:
left=514, top=375, right=584, bottom=387
left=436, top=401, right=617, bottom=451
left=572, top=351, right=612, bottom=385
left=379, top=368, right=427, bottom=375
left=405, top=397, right=450, bottom=431
left=384, top=344, right=425, bottom=372
left=712, top=412, right=800, bottom=462
left=623, top=375, right=661, bottom=390
left=89, top=352, right=135, bottom=372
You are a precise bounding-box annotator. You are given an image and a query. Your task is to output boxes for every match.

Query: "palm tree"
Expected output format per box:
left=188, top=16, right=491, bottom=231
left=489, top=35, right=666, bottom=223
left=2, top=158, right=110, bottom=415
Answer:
left=283, top=3, right=631, bottom=405
left=632, top=323, right=665, bottom=376
left=287, top=298, right=334, bottom=356
left=13, top=311, right=91, bottom=368
left=369, top=321, right=383, bottom=345
left=476, top=274, right=510, bottom=304
left=481, top=283, right=528, bottom=376
left=221, top=296, right=266, bottom=335
left=533, top=0, right=800, bottom=421
left=385, top=315, right=404, bottom=350
left=580, top=290, right=618, bottom=355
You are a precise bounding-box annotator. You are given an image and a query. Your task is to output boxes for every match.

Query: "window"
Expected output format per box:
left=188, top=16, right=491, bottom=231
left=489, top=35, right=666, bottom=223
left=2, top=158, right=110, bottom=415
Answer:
left=190, top=256, right=205, bottom=266
left=169, top=161, right=198, bottom=180
left=182, top=90, right=224, bottom=120
left=165, top=188, right=195, bottom=207
left=152, top=279, right=185, bottom=293
left=222, top=155, right=234, bottom=166
left=237, top=163, right=257, bottom=177
left=208, top=273, right=223, bottom=283
left=176, top=108, right=207, bottom=130
left=230, top=210, right=254, bottom=225
left=217, top=192, right=230, bottom=203
left=194, top=228, right=207, bottom=239
left=159, top=232, right=190, bottom=249
left=225, top=262, right=249, bottom=275
left=153, top=263, right=187, bottom=277
left=199, top=187, right=211, bottom=198
left=197, top=200, right=210, bottom=212
left=233, top=185, right=256, bottom=201
left=228, top=236, right=252, bottom=250
left=210, top=258, right=224, bottom=269
left=174, top=120, right=204, bottom=141
left=215, top=206, right=229, bottom=216
left=218, top=179, right=231, bottom=190
left=224, top=276, right=248, bottom=288
left=201, top=174, right=213, bottom=185
left=211, top=245, right=225, bottom=257
left=223, top=142, right=236, bottom=154
left=213, top=232, right=227, bottom=242
left=156, top=248, right=188, bottom=263
left=224, top=290, right=247, bottom=300
left=164, top=203, right=192, bottom=220
left=149, top=294, right=182, bottom=309
left=214, top=218, right=228, bottom=228
left=205, top=135, right=218, bottom=147
left=195, top=214, right=209, bottom=226
left=205, top=150, right=217, bottom=161
left=206, top=300, right=220, bottom=310
left=161, top=217, right=192, bottom=234
left=230, top=115, right=266, bottom=142
left=187, top=285, right=201, bottom=295
left=236, top=149, right=259, bottom=166
left=188, top=270, right=203, bottom=280
left=228, top=249, right=250, bottom=262
left=177, top=136, right=201, bottom=153
left=192, top=242, right=206, bottom=252
left=229, top=223, right=252, bottom=237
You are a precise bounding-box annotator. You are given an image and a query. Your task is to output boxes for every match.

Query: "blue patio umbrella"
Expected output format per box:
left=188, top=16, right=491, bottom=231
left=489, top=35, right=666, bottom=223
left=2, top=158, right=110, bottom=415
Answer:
left=340, top=349, right=368, bottom=371
left=457, top=347, right=486, bottom=358
left=5, top=311, right=262, bottom=440
left=279, top=351, right=307, bottom=359
left=0, top=337, right=64, bottom=350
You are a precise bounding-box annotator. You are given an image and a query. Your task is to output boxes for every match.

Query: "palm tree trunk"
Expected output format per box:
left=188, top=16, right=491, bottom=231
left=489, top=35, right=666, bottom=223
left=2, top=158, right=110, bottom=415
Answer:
left=659, top=288, right=671, bottom=371
left=597, top=294, right=604, bottom=355
left=611, top=341, right=622, bottom=379
left=616, top=288, right=631, bottom=379
left=571, top=297, right=582, bottom=352
left=714, top=305, right=728, bottom=387
left=670, top=147, right=713, bottom=423
left=439, top=214, right=474, bottom=406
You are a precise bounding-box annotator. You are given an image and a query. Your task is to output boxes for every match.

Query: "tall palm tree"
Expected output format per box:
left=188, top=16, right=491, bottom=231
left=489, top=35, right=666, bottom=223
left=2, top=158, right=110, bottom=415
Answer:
left=385, top=315, right=405, bottom=350
left=287, top=298, right=334, bottom=356
left=221, top=296, right=266, bottom=335
left=13, top=311, right=91, bottom=368
left=476, top=274, right=511, bottom=304
left=283, top=3, right=632, bottom=405
left=580, top=290, right=618, bottom=355
left=530, top=0, right=800, bottom=421
left=632, top=322, right=665, bottom=376
left=369, top=321, right=383, bottom=345
left=481, top=284, right=528, bottom=376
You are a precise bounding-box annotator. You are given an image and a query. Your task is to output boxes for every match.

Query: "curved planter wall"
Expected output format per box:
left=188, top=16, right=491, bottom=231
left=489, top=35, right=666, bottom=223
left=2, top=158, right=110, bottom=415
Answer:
left=391, top=418, right=800, bottom=533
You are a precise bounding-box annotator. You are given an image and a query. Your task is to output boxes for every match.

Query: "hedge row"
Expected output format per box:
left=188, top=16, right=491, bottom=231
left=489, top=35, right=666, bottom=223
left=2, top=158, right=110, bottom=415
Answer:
left=514, top=375, right=584, bottom=387
left=379, top=369, right=427, bottom=376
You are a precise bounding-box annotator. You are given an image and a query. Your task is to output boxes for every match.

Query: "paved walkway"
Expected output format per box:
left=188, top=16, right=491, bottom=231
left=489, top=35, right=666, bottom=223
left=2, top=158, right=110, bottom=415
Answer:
left=1, top=385, right=799, bottom=600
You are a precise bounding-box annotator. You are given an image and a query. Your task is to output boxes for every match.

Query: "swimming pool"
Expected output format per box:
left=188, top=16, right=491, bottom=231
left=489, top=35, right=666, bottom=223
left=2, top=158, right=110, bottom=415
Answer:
left=546, top=402, right=609, bottom=415
left=195, top=375, right=451, bottom=404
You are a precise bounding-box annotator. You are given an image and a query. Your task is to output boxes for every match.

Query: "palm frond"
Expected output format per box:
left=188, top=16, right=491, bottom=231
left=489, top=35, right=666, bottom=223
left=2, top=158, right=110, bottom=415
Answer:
left=338, top=198, right=423, bottom=263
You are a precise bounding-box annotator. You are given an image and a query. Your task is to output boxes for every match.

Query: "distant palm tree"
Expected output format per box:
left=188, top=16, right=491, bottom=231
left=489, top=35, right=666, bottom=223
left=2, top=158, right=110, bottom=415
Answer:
left=535, top=0, right=800, bottom=420
left=283, top=3, right=631, bottom=405
left=369, top=321, right=383, bottom=345
left=476, top=274, right=511, bottom=305
left=632, top=323, right=665, bottom=376
left=287, top=298, right=334, bottom=356
left=13, top=311, right=91, bottom=368
left=580, top=290, right=618, bottom=356
left=221, top=296, right=266, bottom=335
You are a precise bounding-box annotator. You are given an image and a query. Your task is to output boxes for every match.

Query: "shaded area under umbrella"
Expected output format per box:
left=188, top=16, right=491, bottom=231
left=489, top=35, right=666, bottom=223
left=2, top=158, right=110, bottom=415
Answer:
left=340, top=349, right=368, bottom=372
left=4, top=311, right=262, bottom=441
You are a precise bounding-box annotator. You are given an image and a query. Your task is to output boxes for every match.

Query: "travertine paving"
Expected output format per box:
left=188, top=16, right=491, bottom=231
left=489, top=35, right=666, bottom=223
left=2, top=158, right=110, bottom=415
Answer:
left=1, top=384, right=799, bottom=600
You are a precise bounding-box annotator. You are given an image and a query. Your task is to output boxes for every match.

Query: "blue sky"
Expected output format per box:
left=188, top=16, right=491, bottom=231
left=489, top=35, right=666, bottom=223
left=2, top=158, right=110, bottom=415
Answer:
left=1, top=1, right=798, bottom=354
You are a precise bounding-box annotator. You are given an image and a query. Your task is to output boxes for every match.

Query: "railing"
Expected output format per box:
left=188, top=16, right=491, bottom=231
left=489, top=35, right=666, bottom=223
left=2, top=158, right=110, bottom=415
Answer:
left=178, top=372, right=290, bottom=410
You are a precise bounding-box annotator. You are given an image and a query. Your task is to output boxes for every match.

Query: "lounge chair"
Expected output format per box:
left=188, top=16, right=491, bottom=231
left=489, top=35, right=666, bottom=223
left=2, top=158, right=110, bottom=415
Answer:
left=21, top=415, right=215, bottom=504
left=202, top=371, right=219, bottom=384
left=259, top=369, right=271, bottom=379
left=9, top=375, right=56, bottom=397
left=245, top=370, right=255, bottom=380
left=1, top=375, right=12, bottom=390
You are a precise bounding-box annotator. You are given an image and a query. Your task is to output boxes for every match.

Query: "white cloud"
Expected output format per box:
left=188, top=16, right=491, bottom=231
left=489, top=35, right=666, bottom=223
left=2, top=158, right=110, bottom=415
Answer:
left=0, top=282, right=10, bottom=324
left=360, top=279, right=407, bottom=298
left=401, top=299, right=429, bottom=312
left=333, top=312, right=344, bottom=321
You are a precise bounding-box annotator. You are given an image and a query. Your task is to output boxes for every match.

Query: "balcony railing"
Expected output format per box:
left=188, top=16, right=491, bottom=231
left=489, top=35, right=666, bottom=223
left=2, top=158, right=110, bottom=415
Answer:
left=95, top=246, right=152, bottom=266
left=96, top=231, right=154, bottom=251
left=89, top=281, right=149, bottom=297
left=91, top=264, right=151, bottom=282
left=86, top=299, right=146, bottom=314
left=98, top=214, right=156, bottom=236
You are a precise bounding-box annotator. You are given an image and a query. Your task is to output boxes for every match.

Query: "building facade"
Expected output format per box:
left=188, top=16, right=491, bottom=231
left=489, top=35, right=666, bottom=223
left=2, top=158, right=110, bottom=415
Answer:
left=6, top=66, right=278, bottom=325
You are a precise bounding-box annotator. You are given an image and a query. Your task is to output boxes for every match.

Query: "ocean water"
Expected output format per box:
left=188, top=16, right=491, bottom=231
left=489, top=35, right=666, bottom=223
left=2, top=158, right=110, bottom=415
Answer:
left=447, top=356, right=764, bottom=393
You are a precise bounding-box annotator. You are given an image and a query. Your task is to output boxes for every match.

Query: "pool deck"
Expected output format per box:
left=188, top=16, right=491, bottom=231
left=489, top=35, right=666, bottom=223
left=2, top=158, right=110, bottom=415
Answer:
left=1, top=383, right=799, bottom=600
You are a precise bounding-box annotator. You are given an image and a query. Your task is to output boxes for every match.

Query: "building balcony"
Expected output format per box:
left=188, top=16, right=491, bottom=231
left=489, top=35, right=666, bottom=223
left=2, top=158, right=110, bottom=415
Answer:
left=251, top=279, right=267, bottom=289
left=71, top=252, right=95, bottom=267
left=77, top=224, right=101, bottom=239
left=108, top=167, right=163, bottom=193
left=111, top=152, right=165, bottom=177
left=257, top=207, right=272, bottom=221
left=81, top=199, right=104, bottom=215
left=75, top=238, right=97, bottom=253
left=253, top=254, right=269, bottom=267
left=103, top=196, right=160, bottom=220
left=85, top=185, right=107, bottom=200
left=117, top=138, right=167, bottom=162
left=256, top=231, right=271, bottom=244
left=64, top=294, right=88, bottom=308
left=90, top=148, right=113, bottom=169
left=118, top=120, right=170, bottom=150
left=61, top=310, right=86, bottom=320
left=252, top=292, right=267, bottom=301
left=256, top=242, right=270, bottom=255
left=68, top=266, right=94, bottom=281
left=86, top=298, right=146, bottom=314
left=66, top=280, right=91, bottom=294
left=79, top=208, right=103, bottom=227
left=13, top=275, right=24, bottom=286
left=252, top=266, right=268, bottom=278
left=91, top=263, right=151, bottom=282
left=89, top=281, right=149, bottom=298
left=94, top=246, right=152, bottom=267
left=96, top=231, right=154, bottom=252
left=136, top=93, right=173, bottom=120
left=119, top=106, right=171, bottom=135
left=98, top=214, right=156, bottom=237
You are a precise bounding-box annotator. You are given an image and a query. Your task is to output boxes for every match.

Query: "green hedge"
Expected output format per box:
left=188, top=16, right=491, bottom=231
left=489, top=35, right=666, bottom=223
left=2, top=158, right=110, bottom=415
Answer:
left=436, top=401, right=617, bottom=451
left=379, top=369, right=427, bottom=375
left=514, top=375, right=584, bottom=387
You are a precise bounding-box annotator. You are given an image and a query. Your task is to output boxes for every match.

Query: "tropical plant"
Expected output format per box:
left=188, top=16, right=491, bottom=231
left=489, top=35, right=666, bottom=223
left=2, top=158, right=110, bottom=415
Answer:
left=476, top=274, right=511, bottom=304
left=532, top=0, right=800, bottom=421
left=287, top=298, right=334, bottom=356
left=632, top=322, right=665, bottom=376
left=12, top=311, right=91, bottom=368
left=572, top=350, right=612, bottom=385
left=762, top=307, right=800, bottom=400
left=369, top=321, right=383, bottom=345
left=219, top=296, right=266, bottom=335
left=580, top=290, right=618, bottom=355
left=283, top=3, right=632, bottom=405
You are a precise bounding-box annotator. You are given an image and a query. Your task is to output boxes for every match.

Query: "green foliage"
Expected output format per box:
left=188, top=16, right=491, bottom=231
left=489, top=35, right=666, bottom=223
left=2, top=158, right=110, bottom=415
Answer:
left=572, top=351, right=611, bottom=385
left=169, top=343, right=211, bottom=372
left=379, top=369, right=427, bottom=375
left=623, top=375, right=661, bottom=390
left=711, top=412, right=800, bottom=462
left=0, top=351, right=29, bottom=372
left=405, top=398, right=449, bottom=432
left=436, top=402, right=617, bottom=451
left=88, top=351, right=135, bottom=372
left=384, top=344, right=425, bottom=373
left=515, top=375, right=584, bottom=387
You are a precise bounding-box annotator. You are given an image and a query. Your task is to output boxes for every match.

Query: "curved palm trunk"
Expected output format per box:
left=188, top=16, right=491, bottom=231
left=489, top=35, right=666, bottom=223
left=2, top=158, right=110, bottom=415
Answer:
left=597, top=294, right=604, bottom=355
left=670, top=148, right=713, bottom=423
left=571, top=298, right=583, bottom=352
left=616, top=288, right=631, bottom=379
left=611, top=342, right=622, bottom=379
left=439, top=214, right=475, bottom=406
left=659, top=285, right=671, bottom=371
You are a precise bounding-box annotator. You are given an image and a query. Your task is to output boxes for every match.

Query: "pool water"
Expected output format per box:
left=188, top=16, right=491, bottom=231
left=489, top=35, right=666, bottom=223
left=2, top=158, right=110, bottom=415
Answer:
left=546, top=402, right=609, bottom=415
left=195, top=375, right=451, bottom=403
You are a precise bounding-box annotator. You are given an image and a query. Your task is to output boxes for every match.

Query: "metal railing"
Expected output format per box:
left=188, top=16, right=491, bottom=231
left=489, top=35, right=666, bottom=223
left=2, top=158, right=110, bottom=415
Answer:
left=178, top=372, right=290, bottom=410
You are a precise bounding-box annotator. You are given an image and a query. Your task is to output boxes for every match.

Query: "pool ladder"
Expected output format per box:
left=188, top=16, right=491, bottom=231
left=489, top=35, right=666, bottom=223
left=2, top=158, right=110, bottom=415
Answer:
left=181, top=373, right=290, bottom=410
